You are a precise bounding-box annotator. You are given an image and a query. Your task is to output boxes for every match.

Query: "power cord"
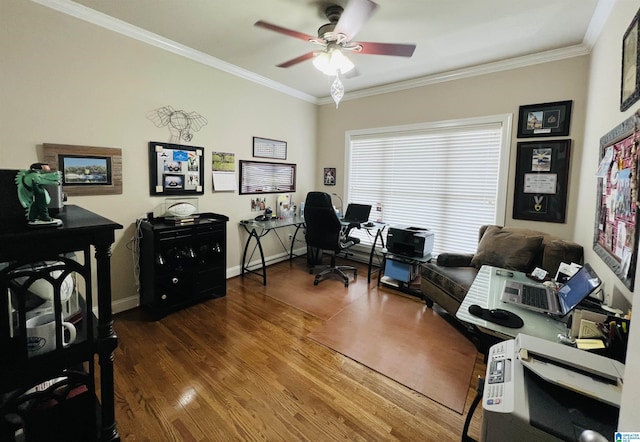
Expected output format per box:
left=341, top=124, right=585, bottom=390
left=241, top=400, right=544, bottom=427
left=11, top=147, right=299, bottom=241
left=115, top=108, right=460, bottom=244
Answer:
left=461, top=376, right=485, bottom=442
left=125, top=218, right=145, bottom=293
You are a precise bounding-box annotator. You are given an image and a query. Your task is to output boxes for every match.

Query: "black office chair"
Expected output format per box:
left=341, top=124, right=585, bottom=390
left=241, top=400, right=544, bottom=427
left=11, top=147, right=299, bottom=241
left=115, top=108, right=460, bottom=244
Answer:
left=304, top=191, right=360, bottom=287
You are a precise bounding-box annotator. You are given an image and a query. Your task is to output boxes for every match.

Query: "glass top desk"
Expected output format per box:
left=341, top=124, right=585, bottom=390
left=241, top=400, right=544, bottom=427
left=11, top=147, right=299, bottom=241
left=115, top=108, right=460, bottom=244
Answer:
left=239, top=217, right=386, bottom=286
left=456, top=265, right=567, bottom=342
left=240, top=216, right=306, bottom=285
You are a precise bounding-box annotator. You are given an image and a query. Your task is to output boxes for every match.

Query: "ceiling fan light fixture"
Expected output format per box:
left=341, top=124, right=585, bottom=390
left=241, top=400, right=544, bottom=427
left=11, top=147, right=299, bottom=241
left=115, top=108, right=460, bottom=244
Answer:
left=329, top=49, right=354, bottom=74
left=312, top=51, right=331, bottom=74
left=312, top=48, right=354, bottom=76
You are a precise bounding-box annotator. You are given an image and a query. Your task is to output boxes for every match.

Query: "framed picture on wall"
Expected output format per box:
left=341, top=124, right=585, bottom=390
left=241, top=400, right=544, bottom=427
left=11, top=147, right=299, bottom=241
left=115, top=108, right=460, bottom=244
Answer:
left=516, top=100, right=573, bottom=138
left=621, top=8, right=640, bottom=111
left=148, top=142, right=204, bottom=196
left=513, top=140, right=571, bottom=223
left=43, top=143, right=123, bottom=196
left=324, top=168, right=336, bottom=186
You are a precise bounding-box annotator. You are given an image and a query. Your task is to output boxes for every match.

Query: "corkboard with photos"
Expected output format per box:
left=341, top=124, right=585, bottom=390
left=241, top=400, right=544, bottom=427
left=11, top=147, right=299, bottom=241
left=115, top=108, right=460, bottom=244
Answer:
left=594, top=111, right=640, bottom=290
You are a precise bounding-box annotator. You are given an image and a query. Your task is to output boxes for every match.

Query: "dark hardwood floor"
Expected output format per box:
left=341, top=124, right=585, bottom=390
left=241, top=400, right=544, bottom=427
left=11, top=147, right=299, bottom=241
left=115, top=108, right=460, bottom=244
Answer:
left=112, top=258, right=486, bottom=441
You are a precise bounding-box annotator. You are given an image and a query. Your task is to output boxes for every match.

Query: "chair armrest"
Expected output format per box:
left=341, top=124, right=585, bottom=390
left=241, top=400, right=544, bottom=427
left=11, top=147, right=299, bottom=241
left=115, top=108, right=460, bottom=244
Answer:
left=436, top=253, right=475, bottom=267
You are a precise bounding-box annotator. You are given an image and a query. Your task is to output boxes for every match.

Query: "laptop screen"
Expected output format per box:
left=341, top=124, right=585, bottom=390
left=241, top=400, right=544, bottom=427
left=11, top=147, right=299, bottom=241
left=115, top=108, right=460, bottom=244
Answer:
left=343, top=204, right=372, bottom=223
left=557, top=263, right=601, bottom=315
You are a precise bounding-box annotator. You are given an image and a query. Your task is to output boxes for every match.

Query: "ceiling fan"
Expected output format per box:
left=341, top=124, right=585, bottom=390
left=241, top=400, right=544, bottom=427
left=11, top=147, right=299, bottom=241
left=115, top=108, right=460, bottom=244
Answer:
left=254, top=0, right=416, bottom=106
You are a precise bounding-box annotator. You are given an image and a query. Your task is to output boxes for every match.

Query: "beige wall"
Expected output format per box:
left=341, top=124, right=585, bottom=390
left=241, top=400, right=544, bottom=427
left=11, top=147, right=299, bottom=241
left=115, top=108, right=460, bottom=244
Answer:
left=581, top=0, right=640, bottom=430
left=317, top=57, right=589, bottom=242
left=0, top=1, right=317, bottom=311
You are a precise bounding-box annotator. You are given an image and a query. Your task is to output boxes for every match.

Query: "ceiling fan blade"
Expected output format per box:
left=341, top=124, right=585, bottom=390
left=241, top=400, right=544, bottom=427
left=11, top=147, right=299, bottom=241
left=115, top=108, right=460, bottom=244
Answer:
left=357, top=42, right=416, bottom=57
left=334, top=0, right=379, bottom=41
left=276, top=52, right=316, bottom=68
left=255, top=20, right=315, bottom=42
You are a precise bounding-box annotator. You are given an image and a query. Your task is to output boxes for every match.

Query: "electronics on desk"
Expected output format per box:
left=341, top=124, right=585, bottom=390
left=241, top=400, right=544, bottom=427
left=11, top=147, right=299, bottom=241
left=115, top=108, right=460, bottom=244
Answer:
left=341, top=203, right=372, bottom=224
left=386, top=225, right=434, bottom=257
left=481, top=334, right=622, bottom=442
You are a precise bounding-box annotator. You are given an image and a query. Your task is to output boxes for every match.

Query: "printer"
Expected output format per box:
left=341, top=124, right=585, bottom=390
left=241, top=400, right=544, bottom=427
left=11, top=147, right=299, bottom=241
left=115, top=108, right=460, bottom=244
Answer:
left=481, top=334, right=624, bottom=442
left=386, top=225, right=434, bottom=257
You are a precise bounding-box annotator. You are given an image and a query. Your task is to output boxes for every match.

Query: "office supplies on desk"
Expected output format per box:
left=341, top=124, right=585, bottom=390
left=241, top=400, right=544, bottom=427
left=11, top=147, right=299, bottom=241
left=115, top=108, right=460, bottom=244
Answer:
left=501, top=263, right=601, bottom=317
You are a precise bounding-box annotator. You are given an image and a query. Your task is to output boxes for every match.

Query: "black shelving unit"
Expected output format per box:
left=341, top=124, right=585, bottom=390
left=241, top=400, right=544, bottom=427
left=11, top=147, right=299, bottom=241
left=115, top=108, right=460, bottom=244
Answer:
left=377, top=250, right=432, bottom=304
left=0, top=204, right=122, bottom=441
left=138, top=213, right=228, bottom=319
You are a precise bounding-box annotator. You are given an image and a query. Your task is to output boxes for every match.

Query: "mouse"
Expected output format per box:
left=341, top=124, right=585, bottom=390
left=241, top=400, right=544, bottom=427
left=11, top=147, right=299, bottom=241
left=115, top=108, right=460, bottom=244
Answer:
left=364, top=222, right=375, bottom=227
left=489, top=309, right=511, bottom=320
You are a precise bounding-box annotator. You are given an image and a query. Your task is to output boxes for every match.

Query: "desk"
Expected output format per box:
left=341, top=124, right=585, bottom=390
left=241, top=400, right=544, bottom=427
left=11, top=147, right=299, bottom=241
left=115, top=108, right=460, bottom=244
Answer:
left=240, top=216, right=305, bottom=285
left=456, top=265, right=567, bottom=342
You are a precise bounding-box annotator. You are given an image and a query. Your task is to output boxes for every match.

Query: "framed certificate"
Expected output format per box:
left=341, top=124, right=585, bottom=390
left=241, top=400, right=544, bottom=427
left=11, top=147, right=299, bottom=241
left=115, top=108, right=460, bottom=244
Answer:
left=513, top=140, right=571, bottom=223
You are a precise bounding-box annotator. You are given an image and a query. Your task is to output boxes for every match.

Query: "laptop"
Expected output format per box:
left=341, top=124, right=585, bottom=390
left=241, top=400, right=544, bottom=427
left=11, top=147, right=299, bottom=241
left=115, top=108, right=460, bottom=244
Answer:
left=341, top=203, right=372, bottom=223
left=500, top=263, right=601, bottom=317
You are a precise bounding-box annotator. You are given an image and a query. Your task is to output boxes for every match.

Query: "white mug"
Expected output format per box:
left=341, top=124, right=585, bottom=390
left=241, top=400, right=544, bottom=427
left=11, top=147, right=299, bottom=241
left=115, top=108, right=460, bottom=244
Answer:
left=26, top=313, right=76, bottom=357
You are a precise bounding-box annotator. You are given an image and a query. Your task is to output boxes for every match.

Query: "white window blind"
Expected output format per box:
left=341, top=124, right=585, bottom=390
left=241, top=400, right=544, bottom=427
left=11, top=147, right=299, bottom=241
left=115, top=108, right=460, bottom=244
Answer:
left=346, top=115, right=511, bottom=255
left=239, top=160, right=296, bottom=194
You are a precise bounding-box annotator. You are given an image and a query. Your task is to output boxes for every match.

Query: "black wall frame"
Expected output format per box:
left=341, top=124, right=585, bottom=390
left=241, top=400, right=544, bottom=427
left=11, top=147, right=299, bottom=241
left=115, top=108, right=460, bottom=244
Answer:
left=149, top=142, right=204, bottom=196
left=513, top=140, right=571, bottom=223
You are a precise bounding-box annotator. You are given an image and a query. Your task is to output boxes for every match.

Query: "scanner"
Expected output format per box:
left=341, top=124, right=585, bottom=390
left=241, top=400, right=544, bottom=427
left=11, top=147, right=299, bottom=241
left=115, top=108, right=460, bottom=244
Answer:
left=481, top=334, right=624, bottom=441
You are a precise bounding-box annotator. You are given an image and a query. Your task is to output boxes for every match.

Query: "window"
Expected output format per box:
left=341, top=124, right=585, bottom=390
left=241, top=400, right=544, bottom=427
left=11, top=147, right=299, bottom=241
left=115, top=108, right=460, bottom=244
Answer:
left=346, top=115, right=512, bottom=255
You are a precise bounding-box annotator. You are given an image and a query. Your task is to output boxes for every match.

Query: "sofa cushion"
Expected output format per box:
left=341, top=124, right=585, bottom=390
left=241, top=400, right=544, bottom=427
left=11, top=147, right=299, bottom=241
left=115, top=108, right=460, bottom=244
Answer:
left=470, top=225, right=543, bottom=271
left=541, top=239, right=585, bottom=278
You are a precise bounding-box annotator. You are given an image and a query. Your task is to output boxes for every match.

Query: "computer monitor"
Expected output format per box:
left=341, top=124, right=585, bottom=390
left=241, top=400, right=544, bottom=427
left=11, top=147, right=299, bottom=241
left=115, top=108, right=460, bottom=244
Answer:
left=342, top=204, right=372, bottom=223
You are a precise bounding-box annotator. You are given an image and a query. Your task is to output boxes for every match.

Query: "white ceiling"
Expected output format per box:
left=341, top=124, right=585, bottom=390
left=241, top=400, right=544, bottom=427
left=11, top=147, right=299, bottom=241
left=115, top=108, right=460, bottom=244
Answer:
left=43, top=0, right=609, bottom=103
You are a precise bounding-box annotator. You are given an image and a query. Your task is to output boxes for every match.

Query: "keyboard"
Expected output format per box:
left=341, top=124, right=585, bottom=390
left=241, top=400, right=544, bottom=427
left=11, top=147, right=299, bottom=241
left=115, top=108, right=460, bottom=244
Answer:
left=521, top=285, right=549, bottom=309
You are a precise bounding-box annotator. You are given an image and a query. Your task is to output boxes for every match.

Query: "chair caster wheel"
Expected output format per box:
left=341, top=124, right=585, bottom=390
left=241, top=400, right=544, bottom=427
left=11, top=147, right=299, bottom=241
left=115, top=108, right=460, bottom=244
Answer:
left=313, top=279, right=319, bottom=286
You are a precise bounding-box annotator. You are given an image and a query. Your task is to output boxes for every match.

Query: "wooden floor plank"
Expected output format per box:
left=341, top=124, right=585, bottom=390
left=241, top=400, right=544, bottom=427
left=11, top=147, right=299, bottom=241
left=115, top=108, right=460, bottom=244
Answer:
left=113, top=258, right=486, bottom=441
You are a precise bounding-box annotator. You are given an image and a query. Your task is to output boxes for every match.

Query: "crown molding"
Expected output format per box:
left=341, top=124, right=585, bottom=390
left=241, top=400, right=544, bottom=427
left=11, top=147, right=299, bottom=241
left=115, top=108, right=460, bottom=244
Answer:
left=583, top=0, right=616, bottom=48
left=31, top=0, right=319, bottom=104
left=318, top=44, right=592, bottom=105
left=34, top=0, right=612, bottom=108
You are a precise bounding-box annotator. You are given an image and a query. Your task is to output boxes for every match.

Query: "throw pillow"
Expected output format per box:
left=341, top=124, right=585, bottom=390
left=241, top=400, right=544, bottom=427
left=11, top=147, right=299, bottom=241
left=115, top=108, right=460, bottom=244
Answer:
left=470, top=226, right=543, bottom=271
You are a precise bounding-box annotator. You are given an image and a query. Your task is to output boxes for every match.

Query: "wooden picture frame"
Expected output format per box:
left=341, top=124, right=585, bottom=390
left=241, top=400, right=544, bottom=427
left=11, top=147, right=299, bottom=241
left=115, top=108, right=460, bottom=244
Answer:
left=517, top=100, right=572, bottom=138
left=42, top=143, right=122, bottom=196
left=593, top=111, right=640, bottom=291
left=149, top=142, right=204, bottom=196
left=253, top=137, right=287, bottom=160
left=513, top=140, right=571, bottom=223
left=621, top=8, right=640, bottom=112
left=239, top=160, right=296, bottom=195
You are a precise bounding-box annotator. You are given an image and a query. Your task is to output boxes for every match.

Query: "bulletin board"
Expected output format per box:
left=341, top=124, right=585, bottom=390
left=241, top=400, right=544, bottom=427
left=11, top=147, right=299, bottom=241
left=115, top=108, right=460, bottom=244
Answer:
left=593, top=111, right=640, bottom=290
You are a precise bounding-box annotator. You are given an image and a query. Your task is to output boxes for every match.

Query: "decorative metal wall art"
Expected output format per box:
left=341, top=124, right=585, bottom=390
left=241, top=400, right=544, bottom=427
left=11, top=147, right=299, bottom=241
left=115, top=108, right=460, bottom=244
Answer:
left=147, top=106, right=208, bottom=142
